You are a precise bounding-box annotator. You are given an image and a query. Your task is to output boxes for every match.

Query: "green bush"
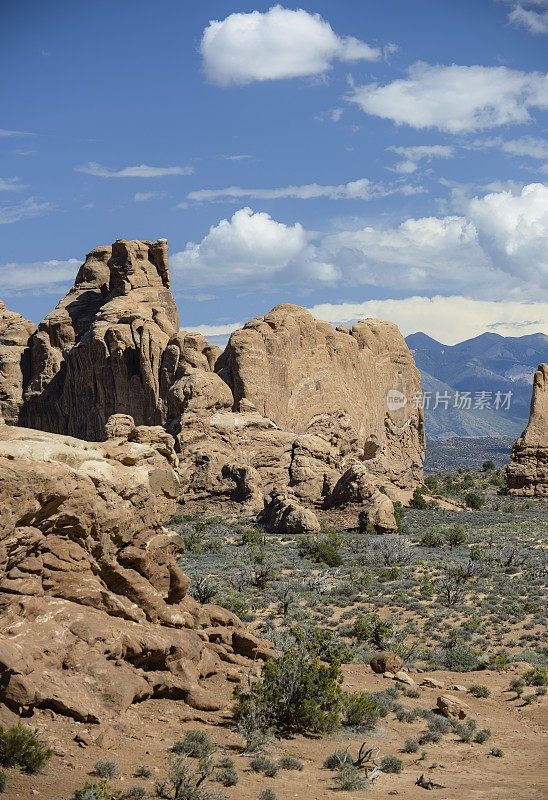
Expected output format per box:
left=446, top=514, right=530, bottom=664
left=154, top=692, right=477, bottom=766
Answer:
left=323, top=750, right=352, bottom=769
left=350, top=613, right=393, bottom=649
left=464, top=492, right=484, bottom=510
left=0, top=723, right=52, bottom=774
left=72, top=782, right=115, bottom=800
left=468, top=684, right=490, bottom=698
left=134, top=765, right=151, bottom=778
left=409, top=488, right=428, bottom=509
left=124, top=787, right=146, bottom=800
left=419, top=529, right=444, bottom=547
left=297, top=531, right=343, bottom=567
left=93, top=760, right=119, bottom=780
left=403, top=738, right=419, bottom=753
left=235, top=640, right=344, bottom=735
left=343, top=692, right=380, bottom=730
left=381, top=755, right=403, bottom=774
left=445, top=524, right=468, bottom=549
left=258, top=790, right=278, bottom=800
left=214, top=759, right=238, bottom=786
left=170, top=730, right=215, bottom=759
left=474, top=728, right=491, bottom=744
left=523, top=667, right=548, bottom=687
left=334, top=764, right=369, bottom=790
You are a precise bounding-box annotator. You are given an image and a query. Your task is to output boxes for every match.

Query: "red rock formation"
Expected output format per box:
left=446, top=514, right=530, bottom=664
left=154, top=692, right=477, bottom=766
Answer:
left=507, top=363, right=548, bottom=496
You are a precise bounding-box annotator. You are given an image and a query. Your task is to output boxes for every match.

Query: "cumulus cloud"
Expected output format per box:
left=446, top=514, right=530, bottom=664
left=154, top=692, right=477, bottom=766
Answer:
left=186, top=178, right=420, bottom=203
left=348, top=62, right=548, bottom=133
left=171, top=207, right=314, bottom=285
left=307, top=296, right=548, bottom=344
left=172, top=182, right=548, bottom=298
left=387, top=144, right=455, bottom=174
left=467, top=182, right=548, bottom=281
left=201, top=5, right=381, bottom=86
left=0, top=197, right=55, bottom=225
left=75, top=162, right=193, bottom=178
left=0, top=258, right=79, bottom=295
left=508, top=2, right=548, bottom=34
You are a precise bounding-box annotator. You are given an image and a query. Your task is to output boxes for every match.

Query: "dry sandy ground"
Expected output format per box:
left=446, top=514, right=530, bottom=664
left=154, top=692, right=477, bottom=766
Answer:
left=3, top=663, right=547, bottom=800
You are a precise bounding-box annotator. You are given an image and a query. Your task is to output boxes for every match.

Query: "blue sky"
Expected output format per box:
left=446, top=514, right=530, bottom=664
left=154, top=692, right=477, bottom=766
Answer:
left=1, top=0, right=548, bottom=344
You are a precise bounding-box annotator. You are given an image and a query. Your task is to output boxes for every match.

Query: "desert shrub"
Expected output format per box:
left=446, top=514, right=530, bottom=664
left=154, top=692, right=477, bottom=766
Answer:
left=214, top=758, right=238, bottom=786
left=464, top=492, right=484, bottom=510
left=523, top=667, right=548, bottom=687
left=235, top=641, right=344, bottom=734
left=419, top=529, right=444, bottom=547
left=424, top=475, right=439, bottom=492
left=409, top=488, right=428, bottom=509
left=170, top=731, right=215, bottom=760
left=154, top=755, right=217, bottom=800
left=334, top=764, right=369, bottom=790
left=468, top=684, right=490, bottom=698
left=72, top=782, right=115, bottom=800
left=258, top=790, right=278, bottom=800
left=419, top=730, right=442, bottom=744
left=93, top=760, right=119, bottom=780
left=278, top=755, right=303, bottom=771
left=402, top=738, right=419, bottom=753
left=124, top=787, right=146, bottom=800
left=482, top=460, right=496, bottom=472
left=215, top=592, right=250, bottom=620
left=490, top=747, right=504, bottom=757
left=249, top=756, right=278, bottom=777
left=190, top=577, right=217, bottom=604
left=426, top=714, right=452, bottom=735
left=298, top=531, right=343, bottom=567
left=0, top=724, right=52, bottom=774
left=445, top=524, right=468, bottom=549
left=323, top=750, right=352, bottom=769
left=441, top=640, right=480, bottom=672
left=350, top=613, right=393, bottom=649
left=454, top=720, right=477, bottom=743
left=381, top=755, right=403, bottom=774
left=474, top=728, right=491, bottom=744
left=405, top=688, right=420, bottom=699
left=0, top=772, right=5, bottom=794
left=343, top=692, right=380, bottom=730
left=241, top=528, right=265, bottom=547
left=134, top=765, right=152, bottom=778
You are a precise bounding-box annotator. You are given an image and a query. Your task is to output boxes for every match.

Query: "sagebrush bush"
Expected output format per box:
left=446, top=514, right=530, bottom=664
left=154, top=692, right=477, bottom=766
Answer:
left=334, top=764, right=369, bottom=790
left=134, top=764, right=152, bottom=778
left=258, top=790, right=278, bottom=800
left=343, top=692, right=380, bottom=730
left=490, top=747, right=504, bottom=757
left=278, top=755, right=303, bottom=771
left=93, top=760, right=119, bottom=780
left=403, top=738, right=419, bottom=753
left=468, top=684, right=490, bottom=698
left=72, top=781, right=114, bottom=800
left=381, top=755, right=403, bottom=774
left=123, top=787, right=146, bottom=800
left=0, top=724, right=52, bottom=774
left=170, top=730, right=215, bottom=759
left=249, top=755, right=278, bottom=777
left=323, top=750, right=352, bottom=769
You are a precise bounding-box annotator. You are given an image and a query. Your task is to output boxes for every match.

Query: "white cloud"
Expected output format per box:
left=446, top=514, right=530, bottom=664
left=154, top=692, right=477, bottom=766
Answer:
left=0, top=197, right=55, bottom=225
left=0, top=177, right=25, bottom=192
left=387, top=144, right=455, bottom=174
left=508, top=3, right=548, bottom=34
left=471, top=135, right=548, bottom=160
left=186, top=178, right=420, bottom=203
left=349, top=62, right=548, bottom=133
left=172, top=207, right=312, bottom=285
left=133, top=191, right=167, bottom=202
left=172, top=182, right=548, bottom=298
left=75, top=162, right=193, bottom=178
left=201, top=5, right=381, bottom=86
left=0, top=128, right=35, bottom=137
left=0, top=258, right=79, bottom=294
left=467, top=182, right=548, bottom=281
left=307, top=296, right=548, bottom=344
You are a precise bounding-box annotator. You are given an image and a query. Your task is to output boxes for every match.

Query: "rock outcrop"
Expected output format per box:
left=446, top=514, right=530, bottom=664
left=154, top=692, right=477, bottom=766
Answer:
left=21, top=239, right=179, bottom=439
left=216, top=305, right=424, bottom=488
left=1, top=239, right=424, bottom=519
left=0, top=423, right=274, bottom=724
left=0, top=302, right=36, bottom=425
left=507, top=363, right=548, bottom=496
left=258, top=491, right=321, bottom=535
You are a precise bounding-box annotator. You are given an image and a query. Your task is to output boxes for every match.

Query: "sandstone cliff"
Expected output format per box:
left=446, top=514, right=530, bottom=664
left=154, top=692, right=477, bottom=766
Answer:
left=506, top=363, right=548, bottom=496
left=0, top=302, right=36, bottom=425
left=0, top=422, right=274, bottom=724
left=21, top=239, right=179, bottom=439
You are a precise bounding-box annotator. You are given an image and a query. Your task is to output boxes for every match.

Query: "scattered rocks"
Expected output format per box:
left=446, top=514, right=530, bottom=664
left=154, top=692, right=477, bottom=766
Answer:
left=420, top=678, right=445, bottom=689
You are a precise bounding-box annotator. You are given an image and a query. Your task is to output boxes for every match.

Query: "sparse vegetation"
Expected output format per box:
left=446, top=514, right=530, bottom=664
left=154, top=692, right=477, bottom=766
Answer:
left=0, top=724, right=52, bottom=774
left=93, top=760, right=119, bottom=780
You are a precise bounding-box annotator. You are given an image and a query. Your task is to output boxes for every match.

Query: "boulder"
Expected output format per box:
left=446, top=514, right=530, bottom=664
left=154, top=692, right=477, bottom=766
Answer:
left=370, top=652, right=404, bottom=674
left=394, top=670, right=416, bottom=686
left=507, top=363, right=548, bottom=496
left=258, top=492, right=321, bottom=535
left=436, top=694, right=470, bottom=719
left=420, top=678, right=444, bottom=689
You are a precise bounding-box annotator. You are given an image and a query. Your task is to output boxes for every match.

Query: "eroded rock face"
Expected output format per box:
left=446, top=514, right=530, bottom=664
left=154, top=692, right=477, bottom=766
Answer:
left=217, top=304, right=424, bottom=488
left=0, top=302, right=36, bottom=425
left=21, top=240, right=180, bottom=440
left=507, top=364, right=548, bottom=496
left=258, top=491, right=321, bottom=535
left=0, top=424, right=274, bottom=724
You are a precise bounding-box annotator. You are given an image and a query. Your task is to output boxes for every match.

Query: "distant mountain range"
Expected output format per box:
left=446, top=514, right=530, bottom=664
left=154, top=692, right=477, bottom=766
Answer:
left=405, top=331, right=548, bottom=440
